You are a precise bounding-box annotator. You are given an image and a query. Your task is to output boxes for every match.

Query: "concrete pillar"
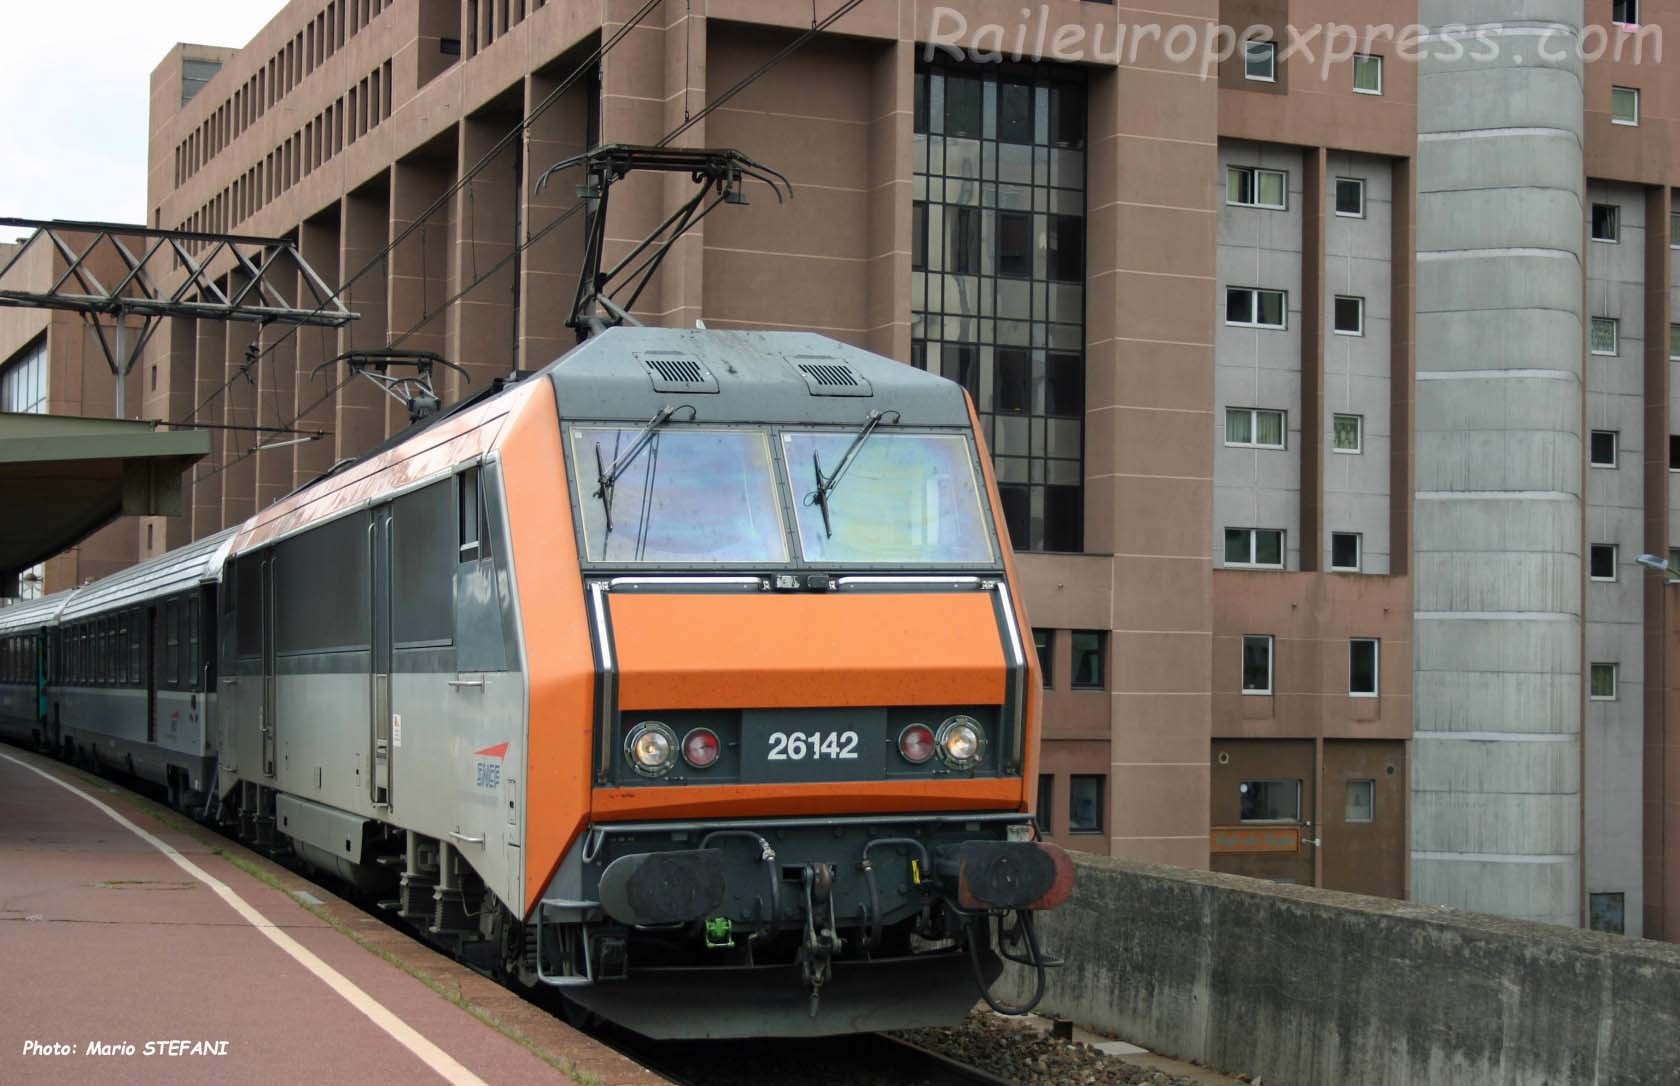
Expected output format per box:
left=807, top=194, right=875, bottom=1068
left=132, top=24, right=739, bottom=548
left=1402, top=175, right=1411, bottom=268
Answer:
left=220, top=276, right=259, bottom=531
left=1645, top=186, right=1676, bottom=940
left=387, top=157, right=451, bottom=429
left=1083, top=17, right=1219, bottom=868
left=190, top=319, right=226, bottom=540
left=519, top=68, right=591, bottom=370
left=1412, top=2, right=1585, bottom=926
left=864, top=41, right=913, bottom=361
left=141, top=317, right=198, bottom=555
left=449, top=111, right=520, bottom=398
left=341, top=183, right=392, bottom=453
left=292, top=212, right=342, bottom=486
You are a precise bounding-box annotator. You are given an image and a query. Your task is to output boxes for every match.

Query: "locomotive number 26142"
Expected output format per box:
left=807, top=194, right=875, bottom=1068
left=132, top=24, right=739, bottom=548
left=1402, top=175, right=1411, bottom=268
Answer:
left=766, top=731, right=860, bottom=761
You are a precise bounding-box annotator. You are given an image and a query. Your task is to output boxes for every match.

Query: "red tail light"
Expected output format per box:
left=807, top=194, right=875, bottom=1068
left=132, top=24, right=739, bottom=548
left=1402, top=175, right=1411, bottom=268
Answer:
left=898, top=723, right=935, bottom=764
left=682, top=728, right=721, bottom=769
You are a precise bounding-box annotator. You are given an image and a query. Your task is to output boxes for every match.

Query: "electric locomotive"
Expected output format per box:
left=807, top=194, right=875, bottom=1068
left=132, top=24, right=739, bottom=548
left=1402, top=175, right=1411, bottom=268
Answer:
left=0, top=325, right=1072, bottom=1039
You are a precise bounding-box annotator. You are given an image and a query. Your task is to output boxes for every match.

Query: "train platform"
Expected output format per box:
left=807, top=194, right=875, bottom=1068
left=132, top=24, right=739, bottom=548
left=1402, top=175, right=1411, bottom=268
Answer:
left=0, top=747, right=670, bottom=1086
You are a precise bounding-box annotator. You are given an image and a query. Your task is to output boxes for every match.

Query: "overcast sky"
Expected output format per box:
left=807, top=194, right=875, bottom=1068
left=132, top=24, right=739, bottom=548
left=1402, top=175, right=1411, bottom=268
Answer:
left=0, top=2, right=286, bottom=242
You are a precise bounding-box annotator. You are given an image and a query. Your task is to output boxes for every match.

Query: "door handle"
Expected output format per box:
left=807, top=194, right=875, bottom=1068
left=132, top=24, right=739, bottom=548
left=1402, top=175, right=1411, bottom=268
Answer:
left=221, top=677, right=238, bottom=686
left=447, top=679, right=485, bottom=690
left=448, top=831, right=485, bottom=845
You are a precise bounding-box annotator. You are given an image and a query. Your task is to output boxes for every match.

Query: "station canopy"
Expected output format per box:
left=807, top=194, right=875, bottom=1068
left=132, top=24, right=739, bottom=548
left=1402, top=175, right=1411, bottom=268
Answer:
left=0, top=412, right=209, bottom=591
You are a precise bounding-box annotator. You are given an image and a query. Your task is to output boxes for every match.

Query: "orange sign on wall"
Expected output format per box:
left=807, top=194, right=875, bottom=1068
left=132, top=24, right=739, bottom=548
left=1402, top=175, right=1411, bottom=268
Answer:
left=1210, top=825, right=1301, bottom=855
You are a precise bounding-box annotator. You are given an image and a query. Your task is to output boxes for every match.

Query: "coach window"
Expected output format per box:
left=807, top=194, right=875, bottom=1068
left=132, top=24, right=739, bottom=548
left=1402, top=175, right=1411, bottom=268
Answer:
left=188, top=598, right=202, bottom=687
left=164, top=600, right=181, bottom=687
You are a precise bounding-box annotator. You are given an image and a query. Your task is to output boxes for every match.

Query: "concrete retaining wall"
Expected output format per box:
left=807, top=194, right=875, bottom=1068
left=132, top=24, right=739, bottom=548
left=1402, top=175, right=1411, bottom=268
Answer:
left=1002, top=854, right=1680, bottom=1085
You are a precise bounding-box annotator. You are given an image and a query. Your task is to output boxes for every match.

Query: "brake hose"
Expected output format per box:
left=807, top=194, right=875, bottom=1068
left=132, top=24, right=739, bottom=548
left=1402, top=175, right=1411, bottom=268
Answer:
left=968, top=910, right=1047, bottom=1016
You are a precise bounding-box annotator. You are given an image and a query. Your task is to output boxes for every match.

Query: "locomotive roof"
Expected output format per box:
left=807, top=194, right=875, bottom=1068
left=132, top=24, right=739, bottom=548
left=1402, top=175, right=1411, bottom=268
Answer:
left=546, top=328, right=974, bottom=427
left=56, top=527, right=236, bottom=623
left=0, top=589, right=76, bottom=634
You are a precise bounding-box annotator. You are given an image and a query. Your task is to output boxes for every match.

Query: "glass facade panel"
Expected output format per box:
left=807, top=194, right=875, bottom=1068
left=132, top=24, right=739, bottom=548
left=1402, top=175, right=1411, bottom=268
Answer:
left=2, top=338, right=49, bottom=599
left=914, top=64, right=1085, bottom=553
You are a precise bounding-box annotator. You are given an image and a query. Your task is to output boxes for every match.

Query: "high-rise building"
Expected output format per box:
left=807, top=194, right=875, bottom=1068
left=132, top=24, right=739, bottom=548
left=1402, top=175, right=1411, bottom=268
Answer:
left=6, top=0, right=1665, bottom=937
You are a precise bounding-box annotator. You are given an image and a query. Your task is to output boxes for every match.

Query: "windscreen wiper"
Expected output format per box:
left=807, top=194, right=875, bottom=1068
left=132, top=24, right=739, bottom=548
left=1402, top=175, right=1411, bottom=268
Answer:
left=594, top=404, right=695, bottom=533
left=805, top=409, right=900, bottom=537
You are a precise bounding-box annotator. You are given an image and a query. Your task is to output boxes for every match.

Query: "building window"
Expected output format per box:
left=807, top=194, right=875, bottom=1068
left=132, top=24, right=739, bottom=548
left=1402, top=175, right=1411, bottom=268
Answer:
left=1612, top=86, right=1640, bottom=126
left=1590, top=430, right=1618, bottom=467
left=0, top=337, right=49, bottom=415
left=1227, top=165, right=1286, bottom=210
left=1670, top=324, right=1680, bottom=360
left=1071, top=630, right=1105, bottom=689
left=1613, top=0, right=1639, bottom=25
left=913, top=65, right=1086, bottom=555
left=911, top=200, right=927, bottom=270
left=1590, top=891, right=1627, bottom=934
left=1037, top=774, right=1055, bottom=834
left=1239, top=779, right=1299, bottom=822
left=1331, top=532, right=1361, bottom=572
left=1590, top=662, right=1618, bottom=701
left=1350, top=638, right=1380, bottom=697
left=1226, top=287, right=1287, bottom=329
left=1592, top=203, right=1621, bottom=242
left=1590, top=544, right=1618, bottom=582
left=1069, top=775, right=1103, bottom=833
left=1226, top=527, right=1284, bottom=568
left=1226, top=407, right=1286, bottom=449
left=1334, top=177, right=1366, bottom=218
left=1333, top=296, right=1365, bottom=336
left=1033, top=628, right=1053, bottom=687
left=1244, top=40, right=1276, bottom=82
left=1352, top=54, right=1383, bottom=95
left=1333, top=413, right=1363, bottom=453
left=1345, top=779, right=1375, bottom=823
left=1672, top=435, right=1680, bottom=472
left=1242, top=634, right=1274, bottom=694
left=1591, top=317, right=1619, bottom=356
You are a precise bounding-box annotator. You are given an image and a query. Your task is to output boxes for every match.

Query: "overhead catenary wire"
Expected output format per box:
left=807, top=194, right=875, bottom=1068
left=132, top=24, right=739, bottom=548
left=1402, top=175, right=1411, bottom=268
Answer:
left=388, top=0, right=866, bottom=348
left=191, top=0, right=870, bottom=492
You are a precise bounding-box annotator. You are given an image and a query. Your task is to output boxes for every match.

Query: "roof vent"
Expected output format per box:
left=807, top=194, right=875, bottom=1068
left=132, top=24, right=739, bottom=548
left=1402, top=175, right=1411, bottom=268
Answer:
left=790, top=356, right=872, bottom=398
left=640, top=353, right=717, bottom=394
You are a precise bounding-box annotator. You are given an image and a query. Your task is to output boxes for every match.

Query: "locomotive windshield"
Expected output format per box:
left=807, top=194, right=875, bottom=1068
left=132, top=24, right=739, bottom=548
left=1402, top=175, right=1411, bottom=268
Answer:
left=782, top=431, right=994, bottom=565
left=572, top=427, right=788, bottom=563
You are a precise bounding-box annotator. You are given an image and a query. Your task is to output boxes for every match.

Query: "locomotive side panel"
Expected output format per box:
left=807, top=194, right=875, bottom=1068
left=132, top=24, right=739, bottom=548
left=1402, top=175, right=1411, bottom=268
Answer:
left=497, top=376, right=596, bottom=917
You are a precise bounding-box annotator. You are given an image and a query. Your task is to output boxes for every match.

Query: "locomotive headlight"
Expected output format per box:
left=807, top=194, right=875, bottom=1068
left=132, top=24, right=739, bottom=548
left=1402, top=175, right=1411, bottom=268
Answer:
left=625, top=721, right=678, bottom=777
left=936, top=715, right=985, bottom=769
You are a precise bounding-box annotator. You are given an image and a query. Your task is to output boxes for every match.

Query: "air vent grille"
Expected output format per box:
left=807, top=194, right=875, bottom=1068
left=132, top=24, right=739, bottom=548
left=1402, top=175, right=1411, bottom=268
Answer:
left=789, top=356, right=872, bottom=397
left=798, top=362, right=859, bottom=388
left=640, top=353, right=717, bottom=394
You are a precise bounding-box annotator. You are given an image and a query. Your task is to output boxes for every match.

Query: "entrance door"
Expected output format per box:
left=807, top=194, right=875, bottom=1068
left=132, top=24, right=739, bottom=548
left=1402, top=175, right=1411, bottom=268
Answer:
left=1321, top=740, right=1406, bottom=899
left=260, top=555, right=277, bottom=778
left=1210, top=738, right=1316, bottom=885
left=370, top=505, right=393, bottom=808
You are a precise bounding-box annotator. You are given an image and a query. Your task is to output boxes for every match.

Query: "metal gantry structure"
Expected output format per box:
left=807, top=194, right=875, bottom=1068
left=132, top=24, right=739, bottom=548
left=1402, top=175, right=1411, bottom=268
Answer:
left=0, top=218, right=357, bottom=418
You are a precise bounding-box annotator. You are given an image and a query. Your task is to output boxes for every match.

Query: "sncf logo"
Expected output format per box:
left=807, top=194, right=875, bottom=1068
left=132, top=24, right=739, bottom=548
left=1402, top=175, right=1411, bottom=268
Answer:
left=474, top=741, right=508, bottom=789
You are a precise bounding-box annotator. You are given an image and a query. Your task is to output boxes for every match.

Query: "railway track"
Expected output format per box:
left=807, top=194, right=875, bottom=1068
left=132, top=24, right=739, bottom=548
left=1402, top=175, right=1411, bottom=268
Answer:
left=610, top=1031, right=1020, bottom=1086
